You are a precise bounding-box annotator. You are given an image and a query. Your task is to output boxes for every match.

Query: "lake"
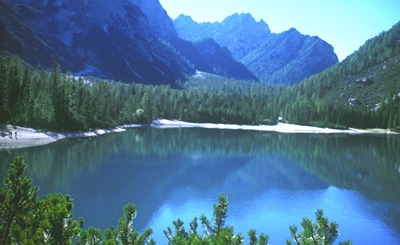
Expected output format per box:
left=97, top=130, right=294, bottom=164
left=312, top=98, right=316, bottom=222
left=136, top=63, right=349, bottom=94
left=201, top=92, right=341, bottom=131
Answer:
left=1, top=127, right=400, bottom=244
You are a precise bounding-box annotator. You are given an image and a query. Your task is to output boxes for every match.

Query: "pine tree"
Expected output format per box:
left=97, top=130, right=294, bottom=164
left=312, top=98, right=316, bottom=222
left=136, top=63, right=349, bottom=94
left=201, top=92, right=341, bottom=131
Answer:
left=287, top=209, right=352, bottom=245
left=0, top=157, right=39, bottom=245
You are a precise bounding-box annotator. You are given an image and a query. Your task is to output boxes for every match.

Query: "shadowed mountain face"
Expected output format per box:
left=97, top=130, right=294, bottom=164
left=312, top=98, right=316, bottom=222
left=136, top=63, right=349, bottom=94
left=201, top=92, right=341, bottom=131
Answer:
left=168, top=37, right=259, bottom=81
left=1, top=0, right=260, bottom=84
left=1, top=0, right=193, bottom=86
left=2, top=1, right=336, bottom=85
left=174, top=13, right=339, bottom=85
left=241, top=28, right=339, bottom=85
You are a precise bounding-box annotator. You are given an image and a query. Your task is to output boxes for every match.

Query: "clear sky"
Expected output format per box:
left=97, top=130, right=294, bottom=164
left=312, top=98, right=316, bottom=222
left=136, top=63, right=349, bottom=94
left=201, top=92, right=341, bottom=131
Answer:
left=158, top=0, right=400, bottom=61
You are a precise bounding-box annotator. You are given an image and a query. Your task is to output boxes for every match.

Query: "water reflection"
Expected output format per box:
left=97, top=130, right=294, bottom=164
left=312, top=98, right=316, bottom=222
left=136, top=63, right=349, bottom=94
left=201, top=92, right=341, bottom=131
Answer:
left=1, top=128, right=399, bottom=243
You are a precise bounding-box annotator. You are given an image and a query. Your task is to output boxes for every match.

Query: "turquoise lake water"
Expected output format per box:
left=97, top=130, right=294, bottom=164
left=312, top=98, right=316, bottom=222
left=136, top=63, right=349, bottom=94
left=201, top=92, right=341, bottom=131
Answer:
left=1, top=127, right=399, bottom=244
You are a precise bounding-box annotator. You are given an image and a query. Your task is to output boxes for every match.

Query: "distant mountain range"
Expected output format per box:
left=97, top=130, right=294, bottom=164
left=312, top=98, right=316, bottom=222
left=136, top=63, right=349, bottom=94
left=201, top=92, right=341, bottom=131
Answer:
left=1, top=0, right=338, bottom=86
left=173, top=13, right=339, bottom=85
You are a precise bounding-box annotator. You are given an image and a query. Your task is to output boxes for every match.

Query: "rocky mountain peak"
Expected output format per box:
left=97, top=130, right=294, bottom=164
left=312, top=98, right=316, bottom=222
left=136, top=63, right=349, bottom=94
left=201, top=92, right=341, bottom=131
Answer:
left=221, top=12, right=271, bottom=34
left=173, top=12, right=272, bottom=60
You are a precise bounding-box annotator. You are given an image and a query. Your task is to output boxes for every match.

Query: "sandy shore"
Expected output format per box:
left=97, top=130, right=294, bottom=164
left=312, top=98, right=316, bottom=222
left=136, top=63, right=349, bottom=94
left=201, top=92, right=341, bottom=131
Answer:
left=0, top=120, right=396, bottom=150
left=0, top=124, right=137, bottom=150
left=0, top=124, right=56, bottom=150
left=152, top=119, right=396, bottom=134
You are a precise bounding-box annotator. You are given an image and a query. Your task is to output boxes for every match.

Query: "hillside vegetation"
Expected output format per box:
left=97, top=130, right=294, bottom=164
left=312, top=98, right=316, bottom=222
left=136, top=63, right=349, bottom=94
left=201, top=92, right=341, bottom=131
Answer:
left=283, top=21, right=400, bottom=129
left=1, top=22, right=400, bottom=131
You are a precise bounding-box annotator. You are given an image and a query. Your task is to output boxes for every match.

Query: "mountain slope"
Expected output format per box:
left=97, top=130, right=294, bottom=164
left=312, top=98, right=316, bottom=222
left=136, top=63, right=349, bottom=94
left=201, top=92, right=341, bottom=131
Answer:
left=0, top=2, right=77, bottom=70
left=1, top=22, right=399, bottom=130
left=242, top=28, right=338, bottom=85
left=192, top=38, right=259, bottom=81
left=173, top=13, right=338, bottom=85
left=1, top=0, right=259, bottom=84
left=129, top=0, right=178, bottom=40
left=1, top=0, right=193, bottom=86
left=281, top=21, right=400, bottom=129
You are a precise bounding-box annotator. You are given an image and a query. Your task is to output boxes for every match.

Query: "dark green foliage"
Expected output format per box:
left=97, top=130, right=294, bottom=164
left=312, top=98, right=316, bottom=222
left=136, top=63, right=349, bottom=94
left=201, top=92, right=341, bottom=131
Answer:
left=0, top=56, right=281, bottom=130
left=0, top=156, right=39, bottom=245
left=1, top=22, right=400, bottom=132
left=248, top=229, right=269, bottom=245
left=117, top=204, right=155, bottom=245
left=0, top=156, right=82, bottom=245
left=163, top=194, right=270, bottom=245
left=79, top=227, right=103, bottom=245
left=79, top=201, right=155, bottom=245
left=0, top=157, right=155, bottom=245
left=280, top=22, right=400, bottom=129
left=286, top=209, right=351, bottom=245
left=1, top=159, right=352, bottom=244
left=39, top=194, right=83, bottom=245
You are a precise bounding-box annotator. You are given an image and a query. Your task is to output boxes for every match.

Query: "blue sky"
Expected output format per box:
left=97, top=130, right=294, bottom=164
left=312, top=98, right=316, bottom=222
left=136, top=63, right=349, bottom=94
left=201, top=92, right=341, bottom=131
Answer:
left=159, top=0, right=400, bottom=61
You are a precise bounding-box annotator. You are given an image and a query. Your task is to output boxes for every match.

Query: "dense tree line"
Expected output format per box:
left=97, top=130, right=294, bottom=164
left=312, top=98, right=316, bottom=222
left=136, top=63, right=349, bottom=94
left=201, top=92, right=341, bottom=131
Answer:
left=0, top=53, right=399, bottom=132
left=1, top=157, right=351, bottom=244
left=281, top=22, right=400, bottom=130
left=1, top=23, right=400, bottom=131
left=0, top=56, right=283, bottom=131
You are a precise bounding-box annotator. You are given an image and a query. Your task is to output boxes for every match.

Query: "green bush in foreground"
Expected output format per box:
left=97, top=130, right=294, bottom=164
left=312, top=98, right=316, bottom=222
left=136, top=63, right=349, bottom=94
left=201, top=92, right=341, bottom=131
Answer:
left=0, top=157, right=351, bottom=244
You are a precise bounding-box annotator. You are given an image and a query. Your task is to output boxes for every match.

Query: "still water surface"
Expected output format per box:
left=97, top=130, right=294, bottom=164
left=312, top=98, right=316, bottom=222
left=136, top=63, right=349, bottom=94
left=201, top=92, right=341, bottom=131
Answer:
left=1, top=127, right=400, bottom=244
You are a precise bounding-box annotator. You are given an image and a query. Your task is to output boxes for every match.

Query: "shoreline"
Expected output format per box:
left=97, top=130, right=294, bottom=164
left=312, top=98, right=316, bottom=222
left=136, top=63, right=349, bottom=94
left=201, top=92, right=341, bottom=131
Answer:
left=0, top=123, right=145, bottom=150
left=0, top=120, right=397, bottom=150
left=152, top=119, right=396, bottom=134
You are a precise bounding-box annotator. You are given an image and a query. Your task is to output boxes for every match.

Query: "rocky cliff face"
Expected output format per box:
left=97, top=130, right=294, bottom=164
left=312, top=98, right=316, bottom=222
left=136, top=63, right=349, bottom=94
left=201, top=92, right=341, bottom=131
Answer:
left=174, top=13, right=339, bottom=85
left=2, top=1, right=338, bottom=85
left=1, top=0, right=193, bottom=86
left=174, top=13, right=271, bottom=60
left=1, top=0, right=259, bottom=84
left=129, top=0, right=178, bottom=40
left=242, top=28, right=339, bottom=85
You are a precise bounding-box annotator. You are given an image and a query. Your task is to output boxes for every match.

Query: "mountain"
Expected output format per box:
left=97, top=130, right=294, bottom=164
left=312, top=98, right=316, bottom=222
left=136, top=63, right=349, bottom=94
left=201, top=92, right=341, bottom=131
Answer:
left=129, top=0, right=178, bottom=40
left=310, top=21, right=400, bottom=112
left=192, top=38, right=259, bottom=80
left=173, top=13, right=339, bottom=85
left=1, top=21, right=399, bottom=130
left=166, top=36, right=259, bottom=81
left=1, top=0, right=260, bottom=84
left=0, top=1, right=76, bottom=70
left=279, top=21, right=400, bottom=129
left=174, top=13, right=272, bottom=60
left=242, top=28, right=339, bottom=85
left=1, top=0, right=193, bottom=86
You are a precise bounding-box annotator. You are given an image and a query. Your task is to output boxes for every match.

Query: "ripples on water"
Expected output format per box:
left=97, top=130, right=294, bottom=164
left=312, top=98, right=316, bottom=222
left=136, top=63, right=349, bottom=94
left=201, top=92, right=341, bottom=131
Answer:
left=1, top=128, right=399, bottom=244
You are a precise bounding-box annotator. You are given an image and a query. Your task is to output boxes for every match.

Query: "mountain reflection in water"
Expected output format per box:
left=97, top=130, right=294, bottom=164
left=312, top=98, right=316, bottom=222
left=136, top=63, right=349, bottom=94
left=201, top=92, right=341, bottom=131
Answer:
left=1, top=127, right=399, bottom=244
